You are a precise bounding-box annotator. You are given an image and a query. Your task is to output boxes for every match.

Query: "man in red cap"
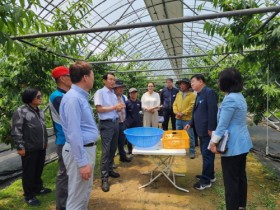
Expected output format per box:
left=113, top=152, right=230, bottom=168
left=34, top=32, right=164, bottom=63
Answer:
left=49, top=66, right=72, bottom=210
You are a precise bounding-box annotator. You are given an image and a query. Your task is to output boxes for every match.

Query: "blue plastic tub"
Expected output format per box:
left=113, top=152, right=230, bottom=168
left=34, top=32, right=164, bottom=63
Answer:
left=124, top=127, right=163, bottom=148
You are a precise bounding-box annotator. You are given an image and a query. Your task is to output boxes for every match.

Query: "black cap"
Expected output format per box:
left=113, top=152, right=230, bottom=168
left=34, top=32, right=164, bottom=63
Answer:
left=114, top=79, right=126, bottom=88
left=176, top=78, right=191, bottom=85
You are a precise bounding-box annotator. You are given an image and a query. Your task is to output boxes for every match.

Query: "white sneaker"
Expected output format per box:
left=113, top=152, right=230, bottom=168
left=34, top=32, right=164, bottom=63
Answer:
left=193, top=181, right=212, bottom=190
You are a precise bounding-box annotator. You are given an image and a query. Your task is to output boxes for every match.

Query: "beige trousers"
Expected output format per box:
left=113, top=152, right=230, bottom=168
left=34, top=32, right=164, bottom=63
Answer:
left=143, top=111, right=159, bottom=127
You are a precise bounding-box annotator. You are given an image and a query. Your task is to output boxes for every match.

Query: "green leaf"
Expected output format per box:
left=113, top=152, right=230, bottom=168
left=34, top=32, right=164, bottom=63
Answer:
left=19, top=0, right=25, bottom=8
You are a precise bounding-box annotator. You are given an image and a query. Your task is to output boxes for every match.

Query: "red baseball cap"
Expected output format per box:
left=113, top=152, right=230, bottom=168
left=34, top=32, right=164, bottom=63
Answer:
left=51, top=66, right=69, bottom=79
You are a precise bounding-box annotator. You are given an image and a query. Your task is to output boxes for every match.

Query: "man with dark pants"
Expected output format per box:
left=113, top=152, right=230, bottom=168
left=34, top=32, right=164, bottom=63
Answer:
left=94, top=73, right=125, bottom=192
left=60, top=61, right=98, bottom=209
left=125, top=88, right=142, bottom=155
left=160, top=78, right=178, bottom=130
left=49, top=66, right=72, bottom=210
left=185, top=74, right=218, bottom=190
left=114, top=79, right=131, bottom=162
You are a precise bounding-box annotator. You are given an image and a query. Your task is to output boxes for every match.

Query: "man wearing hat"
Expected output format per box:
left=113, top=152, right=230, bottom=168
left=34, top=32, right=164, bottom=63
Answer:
left=94, top=73, right=125, bottom=192
left=49, top=66, right=72, bottom=210
left=173, top=78, right=196, bottom=159
left=125, top=88, right=142, bottom=155
left=114, top=79, right=131, bottom=162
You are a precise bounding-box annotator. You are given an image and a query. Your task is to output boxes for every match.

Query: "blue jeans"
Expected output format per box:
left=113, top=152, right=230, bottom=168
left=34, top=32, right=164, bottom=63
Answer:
left=199, top=135, right=215, bottom=184
left=175, top=119, right=195, bottom=155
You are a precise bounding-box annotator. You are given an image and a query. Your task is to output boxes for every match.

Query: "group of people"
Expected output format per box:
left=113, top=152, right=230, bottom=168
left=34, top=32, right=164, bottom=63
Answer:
left=11, top=60, right=253, bottom=210
left=161, top=72, right=253, bottom=209
left=11, top=61, right=142, bottom=209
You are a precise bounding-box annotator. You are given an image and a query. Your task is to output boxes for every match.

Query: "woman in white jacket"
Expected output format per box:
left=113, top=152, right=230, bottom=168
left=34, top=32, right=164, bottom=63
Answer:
left=141, top=82, right=160, bottom=127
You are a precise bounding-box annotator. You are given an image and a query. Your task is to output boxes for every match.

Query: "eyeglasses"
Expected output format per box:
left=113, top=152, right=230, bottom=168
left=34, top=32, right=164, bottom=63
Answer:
left=36, top=95, right=42, bottom=99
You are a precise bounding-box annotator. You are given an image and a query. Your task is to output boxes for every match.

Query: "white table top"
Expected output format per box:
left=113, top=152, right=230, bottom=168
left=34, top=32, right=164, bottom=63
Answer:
left=133, top=141, right=186, bottom=156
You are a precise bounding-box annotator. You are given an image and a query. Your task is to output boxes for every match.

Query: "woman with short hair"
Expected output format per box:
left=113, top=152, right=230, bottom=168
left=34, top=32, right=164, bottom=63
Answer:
left=11, top=87, right=51, bottom=206
left=209, top=68, right=253, bottom=210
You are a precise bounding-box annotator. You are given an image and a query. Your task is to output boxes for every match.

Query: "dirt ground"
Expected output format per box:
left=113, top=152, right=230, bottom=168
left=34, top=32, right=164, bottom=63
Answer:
left=88, top=148, right=280, bottom=210
left=90, top=153, right=207, bottom=210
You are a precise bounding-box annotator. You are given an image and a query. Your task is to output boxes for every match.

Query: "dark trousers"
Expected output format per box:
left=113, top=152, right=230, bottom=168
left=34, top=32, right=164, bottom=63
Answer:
left=100, top=121, right=119, bottom=179
left=199, top=136, right=215, bottom=183
left=221, top=153, right=248, bottom=210
left=127, top=141, right=133, bottom=154
left=162, top=108, right=176, bottom=130
left=194, top=130, right=199, bottom=146
left=21, top=150, right=46, bottom=199
left=118, top=122, right=127, bottom=160
left=56, top=145, right=68, bottom=210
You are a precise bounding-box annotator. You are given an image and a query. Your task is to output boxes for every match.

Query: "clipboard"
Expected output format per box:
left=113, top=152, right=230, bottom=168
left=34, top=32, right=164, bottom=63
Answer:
left=208, top=130, right=230, bottom=154
left=216, top=130, right=229, bottom=154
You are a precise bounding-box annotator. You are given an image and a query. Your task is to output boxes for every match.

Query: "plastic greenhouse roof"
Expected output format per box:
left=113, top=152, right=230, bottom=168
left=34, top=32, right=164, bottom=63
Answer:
left=19, top=0, right=280, bottom=82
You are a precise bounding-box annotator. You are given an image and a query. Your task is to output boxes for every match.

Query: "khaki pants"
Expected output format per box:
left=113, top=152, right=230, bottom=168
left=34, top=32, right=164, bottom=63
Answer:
left=63, top=142, right=96, bottom=210
left=143, top=111, right=159, bottom=127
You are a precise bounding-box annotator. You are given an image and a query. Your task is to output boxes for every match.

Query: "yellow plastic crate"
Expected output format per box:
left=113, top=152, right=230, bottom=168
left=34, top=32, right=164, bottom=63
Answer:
left=162, top=130, right=190, bottom=149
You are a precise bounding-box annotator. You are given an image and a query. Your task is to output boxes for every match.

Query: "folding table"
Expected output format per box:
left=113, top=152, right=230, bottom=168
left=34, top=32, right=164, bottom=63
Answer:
left=133, top=141, right=189, bottom=192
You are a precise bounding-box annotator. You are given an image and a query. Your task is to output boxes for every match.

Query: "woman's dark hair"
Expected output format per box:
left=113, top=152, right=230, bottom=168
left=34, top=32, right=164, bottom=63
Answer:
left=22, top=87, right=40, bottom=104
left=70, top=61, right=93, bottom=83
left=148, top=82, right=155, bottom=87
left=191, top=74, right=206, bottom=83
left=102, top=72, right=115, bottom=80
left=218, top=68, right=243, bottom=92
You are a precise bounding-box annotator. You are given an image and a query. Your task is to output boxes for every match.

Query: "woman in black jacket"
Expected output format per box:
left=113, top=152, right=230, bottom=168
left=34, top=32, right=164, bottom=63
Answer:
left=11, top=87, right=51, bottom=206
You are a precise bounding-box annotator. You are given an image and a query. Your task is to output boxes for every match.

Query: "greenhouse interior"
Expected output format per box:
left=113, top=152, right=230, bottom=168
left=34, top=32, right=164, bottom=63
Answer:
left=0, top=0, right=280, bottom=209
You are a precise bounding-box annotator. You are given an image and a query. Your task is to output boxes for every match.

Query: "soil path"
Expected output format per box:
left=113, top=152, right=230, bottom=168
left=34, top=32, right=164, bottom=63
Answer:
left=89, top=150, right=220, bottom=210
left=88, top=150, right=280, bottom=210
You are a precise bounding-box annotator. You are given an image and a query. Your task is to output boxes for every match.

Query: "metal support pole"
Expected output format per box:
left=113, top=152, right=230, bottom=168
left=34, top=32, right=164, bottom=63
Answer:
left=10, top=6, right=280, bottom=40
left=136, top=72, right=207, bottom=78
left=89, top=50, right=262, bottom=64
left=115, top=66, right=215, bottom=73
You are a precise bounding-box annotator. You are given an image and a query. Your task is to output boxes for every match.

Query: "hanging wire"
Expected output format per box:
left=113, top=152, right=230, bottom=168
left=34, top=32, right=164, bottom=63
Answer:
left=266, top=64, right=269, bottom=156
left=265, top=27, right=270, bottom=156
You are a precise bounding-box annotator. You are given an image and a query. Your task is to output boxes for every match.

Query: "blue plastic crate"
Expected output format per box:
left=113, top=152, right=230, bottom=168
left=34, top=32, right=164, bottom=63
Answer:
left=124, top=127, right=163, bottom=148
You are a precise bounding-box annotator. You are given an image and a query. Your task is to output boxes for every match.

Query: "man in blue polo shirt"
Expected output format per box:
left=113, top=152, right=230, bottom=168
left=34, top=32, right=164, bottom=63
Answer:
left=49, top=66, right=72, bottom=210
left=94, top=73, right=125, bottom=192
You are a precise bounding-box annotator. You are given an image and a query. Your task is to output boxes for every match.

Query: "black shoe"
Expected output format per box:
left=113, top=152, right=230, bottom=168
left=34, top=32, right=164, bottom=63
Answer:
left=25, top=197, right=40, bottom=206
left=120, top=157, right=131, bottom=162
left=36, top=187, right=52, bottom=195
left=109, top=171, right=120, bottom=178
left=195, top=175, right=216, bottom=183
left=193, top=181, right=212, bottom=190
left=101, top=180, right=109, bottom=192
